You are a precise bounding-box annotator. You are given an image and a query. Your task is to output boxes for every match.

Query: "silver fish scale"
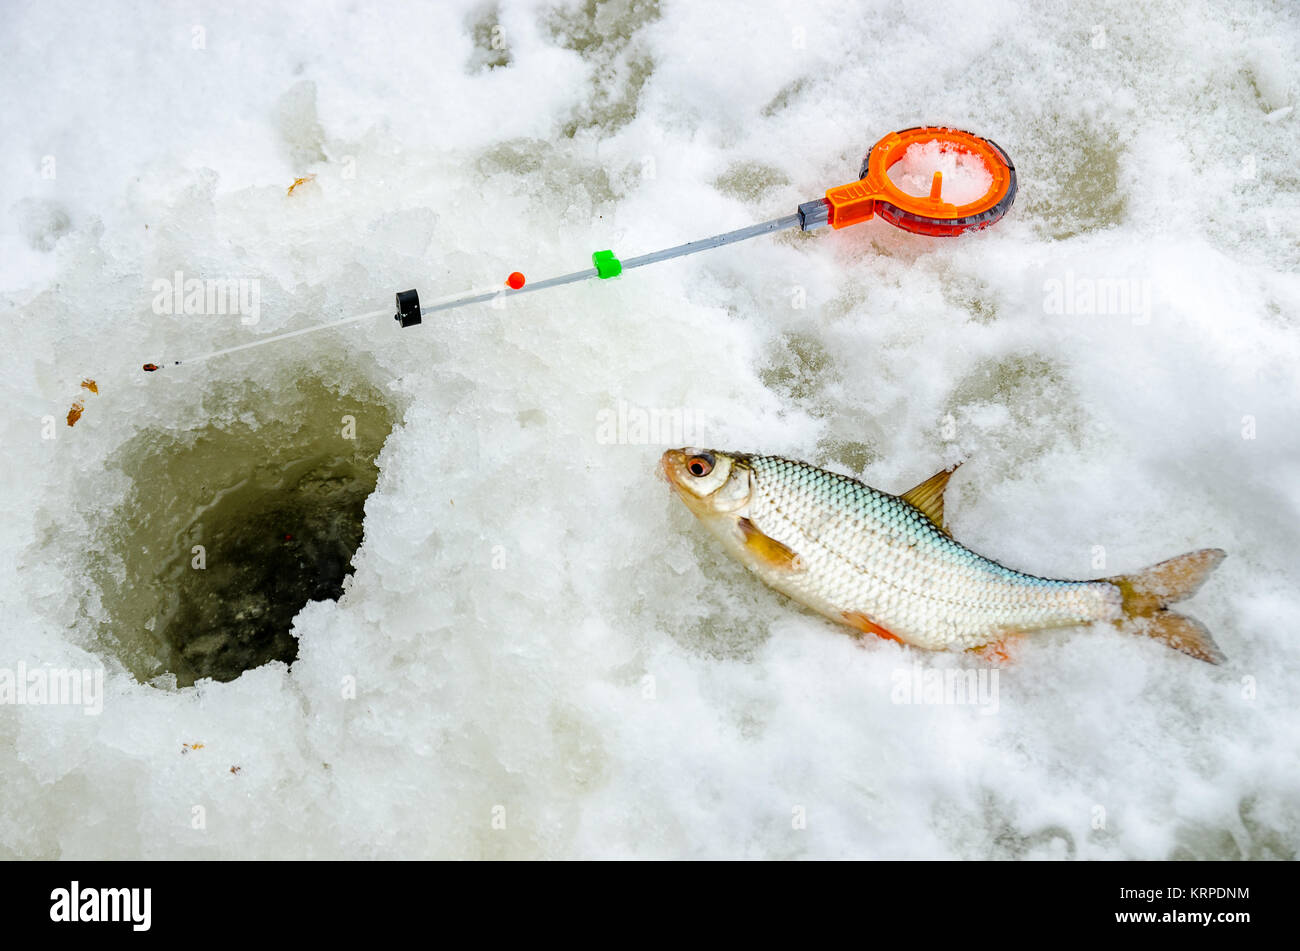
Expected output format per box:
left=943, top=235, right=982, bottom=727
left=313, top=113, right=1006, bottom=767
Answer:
left=742, top=455, right=1122, bottom=650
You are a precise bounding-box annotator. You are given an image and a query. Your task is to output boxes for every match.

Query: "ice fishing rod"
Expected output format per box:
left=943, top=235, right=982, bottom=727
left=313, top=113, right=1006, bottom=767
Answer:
left=143, top=126, right=1015, bottom=373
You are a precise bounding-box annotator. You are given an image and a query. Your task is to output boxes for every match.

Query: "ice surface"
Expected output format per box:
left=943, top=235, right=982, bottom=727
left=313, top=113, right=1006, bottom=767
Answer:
left=886, top=141, right=995, bottom=205
left=1, top=0, right=1298, bottom=859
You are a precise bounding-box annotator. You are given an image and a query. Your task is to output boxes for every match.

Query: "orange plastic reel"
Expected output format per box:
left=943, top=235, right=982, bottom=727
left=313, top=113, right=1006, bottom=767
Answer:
left=824, top=127, right=1016, bottom=237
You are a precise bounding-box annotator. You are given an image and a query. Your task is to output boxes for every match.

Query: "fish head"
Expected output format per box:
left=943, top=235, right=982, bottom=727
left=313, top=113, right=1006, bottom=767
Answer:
left=661, top=448, right=753, bottom=517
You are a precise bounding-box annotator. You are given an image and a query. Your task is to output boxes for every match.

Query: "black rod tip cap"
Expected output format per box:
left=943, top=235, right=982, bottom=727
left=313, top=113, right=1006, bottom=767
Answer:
left=395, top=289, right=421, bottom=327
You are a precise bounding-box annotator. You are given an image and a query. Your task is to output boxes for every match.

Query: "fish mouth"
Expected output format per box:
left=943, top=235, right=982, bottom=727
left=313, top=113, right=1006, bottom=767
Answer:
left=660, top=448, right=716, bottom=496
left=660, top=449, right=688, bottom=489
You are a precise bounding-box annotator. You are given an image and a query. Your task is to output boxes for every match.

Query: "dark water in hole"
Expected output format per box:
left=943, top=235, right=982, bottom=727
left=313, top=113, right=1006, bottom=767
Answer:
left=167, top=462, right=369, bottom=684
left=95, top=376, right=393, bottom=688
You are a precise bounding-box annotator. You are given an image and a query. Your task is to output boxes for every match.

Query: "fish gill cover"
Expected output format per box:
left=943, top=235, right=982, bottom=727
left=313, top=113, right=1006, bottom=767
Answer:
left=0, top=0, right=1297, bottom=859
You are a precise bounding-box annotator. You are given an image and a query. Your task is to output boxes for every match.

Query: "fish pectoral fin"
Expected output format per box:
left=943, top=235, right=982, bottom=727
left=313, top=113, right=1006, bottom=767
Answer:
left=899, top=463, right=962, bottom=534
left=736, top=517, right=803, bottom=572
left=842, top=611, right=902, bottom=643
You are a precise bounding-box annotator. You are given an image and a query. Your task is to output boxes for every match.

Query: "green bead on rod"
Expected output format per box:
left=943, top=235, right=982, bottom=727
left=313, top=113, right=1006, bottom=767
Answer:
left=592, top=249, right=622, bottom=279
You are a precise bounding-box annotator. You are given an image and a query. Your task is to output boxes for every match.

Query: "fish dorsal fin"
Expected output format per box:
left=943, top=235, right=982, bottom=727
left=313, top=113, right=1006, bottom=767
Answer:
left=899, top=463, right=961, bottom=533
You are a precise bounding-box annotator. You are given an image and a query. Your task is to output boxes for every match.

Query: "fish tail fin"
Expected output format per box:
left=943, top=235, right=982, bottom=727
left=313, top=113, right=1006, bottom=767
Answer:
left=1106, top=548, right=1227, bottom=664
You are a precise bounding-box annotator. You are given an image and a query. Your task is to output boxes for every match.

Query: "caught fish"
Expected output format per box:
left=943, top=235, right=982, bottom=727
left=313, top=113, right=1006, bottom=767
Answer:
left=661, top=449, right=1226, bottom=663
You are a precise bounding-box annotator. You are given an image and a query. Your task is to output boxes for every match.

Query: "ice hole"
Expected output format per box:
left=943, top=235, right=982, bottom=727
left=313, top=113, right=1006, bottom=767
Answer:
left=98, top=375, right=394, bottom=687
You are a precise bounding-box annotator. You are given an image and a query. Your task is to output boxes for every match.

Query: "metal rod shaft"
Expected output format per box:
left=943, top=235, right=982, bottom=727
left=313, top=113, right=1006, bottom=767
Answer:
left=419, top=267, right=599, bottom=316
left=621, top=214, right=801, bottom=270
left=146, top=213, right=804, bottom=372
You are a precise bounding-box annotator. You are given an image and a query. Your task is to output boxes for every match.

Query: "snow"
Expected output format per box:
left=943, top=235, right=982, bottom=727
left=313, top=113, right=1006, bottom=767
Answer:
left=886, top=140, right=995, bottom=205
left=1, top=0, right=1298, bottom=859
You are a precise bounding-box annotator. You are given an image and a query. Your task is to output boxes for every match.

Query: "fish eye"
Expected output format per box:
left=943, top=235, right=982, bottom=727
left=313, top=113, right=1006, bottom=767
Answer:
left=687, top=453, right=715, bottom=477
